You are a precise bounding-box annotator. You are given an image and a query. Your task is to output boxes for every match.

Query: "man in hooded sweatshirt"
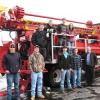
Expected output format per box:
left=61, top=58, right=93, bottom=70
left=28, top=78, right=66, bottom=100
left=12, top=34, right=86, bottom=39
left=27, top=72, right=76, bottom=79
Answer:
left=2, top=42, right=21, bottom=100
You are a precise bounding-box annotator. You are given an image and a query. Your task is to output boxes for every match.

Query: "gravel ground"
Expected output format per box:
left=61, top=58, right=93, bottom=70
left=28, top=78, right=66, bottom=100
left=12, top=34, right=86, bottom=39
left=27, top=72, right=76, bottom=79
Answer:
left=0, top=77, right=100, bottom=100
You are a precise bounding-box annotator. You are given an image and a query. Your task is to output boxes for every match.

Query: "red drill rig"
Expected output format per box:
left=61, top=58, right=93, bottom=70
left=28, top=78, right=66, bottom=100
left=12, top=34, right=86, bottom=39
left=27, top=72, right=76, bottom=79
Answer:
left=0, top=6, right=100, bottom=98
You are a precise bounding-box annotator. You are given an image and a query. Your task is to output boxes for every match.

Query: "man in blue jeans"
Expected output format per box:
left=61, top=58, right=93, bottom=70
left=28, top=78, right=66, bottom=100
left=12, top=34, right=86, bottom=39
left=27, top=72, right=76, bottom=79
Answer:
left=29, top=45, right=45, bottom=100
left=58, top=46, right=72, bottom=92
left=71, top=48, right=82, bottom=88
left=2, top=42, right=21, bottom=100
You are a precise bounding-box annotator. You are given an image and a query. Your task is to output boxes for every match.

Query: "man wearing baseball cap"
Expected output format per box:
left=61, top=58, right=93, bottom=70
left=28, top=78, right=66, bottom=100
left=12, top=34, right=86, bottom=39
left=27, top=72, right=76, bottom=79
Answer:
left=2, top=42, right=21, bottom=100
left=29, top=45, right=45, bottom=100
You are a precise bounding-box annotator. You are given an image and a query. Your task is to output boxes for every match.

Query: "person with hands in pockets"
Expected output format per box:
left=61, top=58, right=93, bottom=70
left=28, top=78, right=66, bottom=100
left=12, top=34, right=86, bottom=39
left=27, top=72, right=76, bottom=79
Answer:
left=2, top=42, right=21, bottom=100
left=28, top=45, right=45, bottom=100
left=58, top=46, right=72, bottom=93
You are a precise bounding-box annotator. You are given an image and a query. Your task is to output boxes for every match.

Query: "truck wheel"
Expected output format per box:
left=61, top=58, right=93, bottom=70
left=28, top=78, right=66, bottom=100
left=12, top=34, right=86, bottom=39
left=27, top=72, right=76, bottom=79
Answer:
left=49, top=67, right=61, bottom=87
left=98, top=58, right=100, bottom=65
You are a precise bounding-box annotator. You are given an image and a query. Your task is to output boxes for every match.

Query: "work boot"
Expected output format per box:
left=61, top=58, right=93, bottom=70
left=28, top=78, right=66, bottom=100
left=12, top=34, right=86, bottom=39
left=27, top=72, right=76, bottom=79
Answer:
left=31, top=96, right=35, bottom=100
left=60, top=89, right=65, bottom=93
left=38, top=95, right=45, bottom=99
left=67, top=88, right=73, bottom=92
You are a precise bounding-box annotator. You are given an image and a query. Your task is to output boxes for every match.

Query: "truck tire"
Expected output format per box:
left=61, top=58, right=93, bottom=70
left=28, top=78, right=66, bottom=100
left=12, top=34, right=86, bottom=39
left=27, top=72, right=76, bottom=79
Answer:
left=49, top=67, right=61, bottom=87
left=98, top=58, right=100, bottom=65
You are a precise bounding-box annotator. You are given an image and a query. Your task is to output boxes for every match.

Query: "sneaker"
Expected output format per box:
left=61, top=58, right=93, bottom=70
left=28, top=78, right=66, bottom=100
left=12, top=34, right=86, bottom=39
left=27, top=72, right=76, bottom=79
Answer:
left=31, top=96, right=35, bottom=100
left=38, top=95, right=45, bottom=99
left=77, top=86, right=82, bottom=88
left=72, top=86, right=76, bottom=89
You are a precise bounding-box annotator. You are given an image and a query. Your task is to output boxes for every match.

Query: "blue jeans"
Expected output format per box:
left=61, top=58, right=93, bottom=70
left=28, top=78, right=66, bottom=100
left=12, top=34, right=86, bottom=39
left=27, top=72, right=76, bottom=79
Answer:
left=73, top=67, right=81, bottom=87
left=6, top=73, right=20, bottom=100
left=67, top=42, right=75, bottom=54
left=31, top=72, right=43, bottom=97
left=60, top=69, right=72, bottom=91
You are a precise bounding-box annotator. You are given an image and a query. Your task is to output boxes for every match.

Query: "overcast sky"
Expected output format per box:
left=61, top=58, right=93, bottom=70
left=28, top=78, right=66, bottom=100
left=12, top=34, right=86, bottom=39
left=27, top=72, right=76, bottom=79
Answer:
left=0, top=0, right=100, bottom=24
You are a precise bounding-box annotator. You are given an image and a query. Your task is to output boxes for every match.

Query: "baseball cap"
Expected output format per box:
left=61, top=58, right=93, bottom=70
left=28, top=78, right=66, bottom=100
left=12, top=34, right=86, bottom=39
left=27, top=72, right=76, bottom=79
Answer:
left=34, top=45, right=39, bottom=48
left=9, top=42, right=16, bottom=48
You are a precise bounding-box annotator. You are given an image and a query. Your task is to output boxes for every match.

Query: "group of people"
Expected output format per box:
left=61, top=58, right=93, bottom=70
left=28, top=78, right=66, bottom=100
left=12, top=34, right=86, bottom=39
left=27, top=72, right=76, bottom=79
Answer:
left=31, top=20, right=55, bottom=61
left=58, top=47, right=82, bottom=92
left=57, top=18, right=75, bottom=54
left=2, top=18, right=97, bottom=100
left=2, top=43, right=45, bottom=100
left=31, top=18, right=76, bottom=61
left=58, top=46, right=97, bottom=93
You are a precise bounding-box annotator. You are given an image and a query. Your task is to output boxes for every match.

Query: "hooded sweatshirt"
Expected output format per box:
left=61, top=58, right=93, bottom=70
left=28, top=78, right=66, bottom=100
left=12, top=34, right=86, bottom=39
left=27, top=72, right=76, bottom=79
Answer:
left=2, top=52, right=21, bottom=73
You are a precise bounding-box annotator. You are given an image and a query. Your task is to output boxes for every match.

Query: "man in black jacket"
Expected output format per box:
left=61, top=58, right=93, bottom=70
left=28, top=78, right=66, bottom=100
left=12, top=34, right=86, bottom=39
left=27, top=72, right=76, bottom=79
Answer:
left=31, top=24, right=47, bottom=60
left=84, top=47, right=97, bottom=86
left=57, top=18, right=68, bottom=46
left=44, top=20, right=56, bottom=61
left=2, top=42, right=21, bottom=100
left=58, top=46, right=72, bottom=92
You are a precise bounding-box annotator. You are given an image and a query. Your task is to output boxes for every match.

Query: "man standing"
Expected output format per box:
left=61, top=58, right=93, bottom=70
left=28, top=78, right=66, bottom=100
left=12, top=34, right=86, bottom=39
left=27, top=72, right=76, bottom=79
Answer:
left=31, top=24, right=47, bottom=60
left=71, top=48, right=82, bottom=88
left=2, top=42, right=21, bottom=100
left=58, top=46, right=72, bottom=92
left=44, top=20, right=56, bottom=61
left=57, top=18, right=68, bottom=46
left=28, top=45, right=45, bottom=100
left=84, top=47, right=97, bottom=86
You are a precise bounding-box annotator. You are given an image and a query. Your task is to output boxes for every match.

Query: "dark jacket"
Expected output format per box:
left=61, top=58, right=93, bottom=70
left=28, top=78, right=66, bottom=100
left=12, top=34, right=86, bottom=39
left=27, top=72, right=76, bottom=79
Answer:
left=84, top=53, right=97, bottom=67
left=31, top=30, right=47, bottom=47
left=20, top=40, right=30, bottom=60
left=57, top=24, right=68, bottom=33
left=58, top=54, right=71, bottom=69
left=57, top=24, right=68, bottom=38
left=44, top=24, right=56, bottom=41
left=71, top=54, right=82, bottom=69
left=2, top=52, right=21, bottom=73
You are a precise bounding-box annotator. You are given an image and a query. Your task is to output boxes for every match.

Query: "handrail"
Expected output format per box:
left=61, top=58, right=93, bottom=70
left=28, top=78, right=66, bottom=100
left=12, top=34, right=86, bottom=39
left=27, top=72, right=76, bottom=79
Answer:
left=77, top=38, right=100, bottom=41
left=53, top=33, right=100, bottom=41
left=50, top=33, right=100, bottom=62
